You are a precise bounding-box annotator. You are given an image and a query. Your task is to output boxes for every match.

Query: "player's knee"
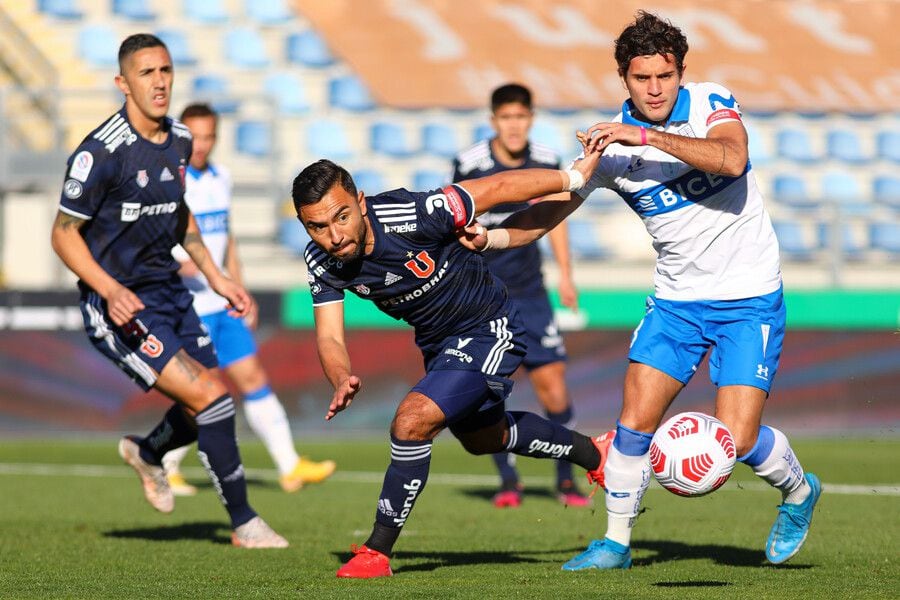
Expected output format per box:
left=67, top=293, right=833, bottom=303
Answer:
left=391, top=411, right=438, bottom=441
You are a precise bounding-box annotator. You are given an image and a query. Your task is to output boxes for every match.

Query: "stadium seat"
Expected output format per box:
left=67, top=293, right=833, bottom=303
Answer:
left=263, top=72, right=309, bottom=115
left=328, top=76, right=375, bottom=111
left=235, top=121, right=271, bottom=157
left=155, top=29, right=197, bottom=67
left=225, top=28, right=270, bottom=68
left=876, top=131, right=900, bottom=163
left=772, top=220, right=820, bottom=262
left=826, top=129, right=868, bottom=164
left=745, top=123, right=773, bottom=166
left=869, top=222, right=900, bottom=255
left=584, top=187, right=622, bottom=212
left=370, top=122, right=415, bottom=157
left=352, top=169, right=387, bottom=195
left=776, top=128, right=818, bottom=163
left=472, top=124, right=493, bottom=143
left=306, top=120, right=353, bottom=160
left=818, top=221, right=868, bottom=261
left=286, top=30, right=335, bottom=67
left=821, top=172, right=869, bottom=215
left=772, top=174, right=816, bottom=209
left=413, top=169, right=447, bottom=191
left=38, top=0, right=83, bottom=20
left=245, top=0, right=292, bottom=24
left=568, top=218, right=609, bottom=260
left=278, top=216, right=311, bottom=255
left=873, top=175, right=900, bottom=210
left=421, top=123, right=459, bottom=159
left=191, top=75, right=239, bottom=114
left=530, top=120, right=565, bottom=157
left=112, top=0, right=156, bottom=21
left=78, top=25, right=119, bottom=67
left=184, top=0, right=228, bottom=24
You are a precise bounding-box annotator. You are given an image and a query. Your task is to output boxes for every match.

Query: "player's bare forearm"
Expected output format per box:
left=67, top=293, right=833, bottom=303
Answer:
left=225, top=235, right=245, bottom=287
left=502, top=193, right=587, bottom=248
left=465, top=169, right=569, bottom=214
left=51, top=212, right=119, bottom=298
left=316, top=336, right=353, bottom=390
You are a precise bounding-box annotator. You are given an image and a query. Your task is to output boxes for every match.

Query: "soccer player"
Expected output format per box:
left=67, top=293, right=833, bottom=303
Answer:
left=452, top=83, right=588, bottom=508
left=50, top=34, right=287, bottom=548
left=161, top=103, right=336, bottom=495
left=293, top=154, right=612, bottom=578
left=479, top=12, right=822, bottom=569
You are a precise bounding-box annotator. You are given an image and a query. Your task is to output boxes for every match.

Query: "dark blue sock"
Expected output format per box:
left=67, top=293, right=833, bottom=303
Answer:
left=491, top=452, right=519, bottom=488
left=138, top=403, right=197, bottom=465
left=505, top=411, right=598, bottom=471
left=547, top=407, right=575, bottom=486
left=368, top=436, right=432, bottom=556
left=196, top=395, right=256, bottom=528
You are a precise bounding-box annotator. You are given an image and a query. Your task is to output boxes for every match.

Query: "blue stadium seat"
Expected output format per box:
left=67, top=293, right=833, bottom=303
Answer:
left=225, top=28, right=270, bottom=68
left=772, top=220, right=820, bottom=262
left=869, top=222, right=900, bottom=255
left=772, top=174, right=816, bottom=209
left=421, top=123, right=459, bottom=159
left=584, top=187, right=621, bottom=212
left=278, top=216, right=310, bottom=255
left=745, top=123, right=772, bottom=166
left=286, top=30, right=335, bottom=67
left=112, top=0, right=155, bottom=20
left=78, top=25, right=119, bottom=67
left=184, top=0, right=228, bottom=24
left=38, top=0, right=83, bottom=20
left=472, top=124, right=493, bottom=143
left=245, top=0, right=291, bottom=24
left=306, top=120, right=353, bottom=160
left=413, top=169, right=447, bottom=191
left=155, top=29, right=197, bottom=67
left=568, top=218, right=609, bottom=260
left=776, top=128, right=818, bottom=163
left=530, top=121, right=565, bottom=157
left=826, top=129, right=868, bottom=164
left=876, top=131, right=900, bottom=163
left=263, top=72, right=309, bottom=115
left=328, top=76, right=375, bottom=111
left=370, top=122, right=414, bottom=157
left=352, top=169, right=387, bottom=195
left=873, top=175, right=900, bottom=210
left=817, top=222, right=868, bottom=261
left=191, top=75, right=239, bottom=114
left=821, top=172, right=869, bottom=215
left=235, top=121, right=271, bottom=157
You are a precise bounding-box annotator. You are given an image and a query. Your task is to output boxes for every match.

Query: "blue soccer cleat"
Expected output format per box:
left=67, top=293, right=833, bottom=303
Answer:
left=766, top=472, right=822, bottom=564
left=562, top=538, right=632, bottom=571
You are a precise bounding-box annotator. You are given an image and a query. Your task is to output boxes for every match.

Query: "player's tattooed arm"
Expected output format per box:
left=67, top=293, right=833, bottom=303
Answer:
left=53, top=211, right=87, bottom=232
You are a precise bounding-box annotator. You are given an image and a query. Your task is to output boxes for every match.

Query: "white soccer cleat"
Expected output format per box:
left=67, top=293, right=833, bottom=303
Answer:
left=118, top=436, right=174, bottom=514
left=231, top=516, right=289, bottom=549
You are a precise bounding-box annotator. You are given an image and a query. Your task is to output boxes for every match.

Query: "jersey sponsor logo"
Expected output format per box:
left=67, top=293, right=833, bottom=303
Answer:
left=120, top=201, right=179, bottom=222
left=708, top=93, right=738, bottom=111
left=706, top=108, right=741, bottom=126
left=393, top=479, right=422, bottom=526
left=139, top=334, right=164, bottom=358
left=444, top=347, right=473, bottom=363
left=63, top=179, right=83, bottom=199
left=404, top=250, right=436, bottom=278
left=627, top=165, right=747, bottom=216
left=195, top=210, right=228, bottom=234
left=384, top=272, right=403, bottom=286
left=121, top=202, right=141, bottom=222
left=136, top=170, right=149, bottom=188
left=384, top=222, right=417, bottom=233
left=69, top=151, right=94, bottom=182
left=354, top=284, right=371, bottom=295
left=379, top=260, right=449, bottom=307
left=160, top=167, right=174, bottom=182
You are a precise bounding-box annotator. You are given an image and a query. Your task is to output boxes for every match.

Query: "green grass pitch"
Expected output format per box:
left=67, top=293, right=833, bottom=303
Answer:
left=0, top=437, right=897, bottom=599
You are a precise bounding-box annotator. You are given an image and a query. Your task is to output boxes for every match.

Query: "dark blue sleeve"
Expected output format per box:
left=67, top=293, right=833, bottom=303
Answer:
left=303, top=242, right=344, bottom=306
left=58, top=139, right=119, bottom=220
left=413, top=184, right=476, bottom=239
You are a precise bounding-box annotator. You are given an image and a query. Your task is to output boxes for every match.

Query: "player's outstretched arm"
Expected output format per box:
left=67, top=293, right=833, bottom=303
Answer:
left=314, top=301, right=362, bottom=420
left=50, top=211, right=145, bottom=325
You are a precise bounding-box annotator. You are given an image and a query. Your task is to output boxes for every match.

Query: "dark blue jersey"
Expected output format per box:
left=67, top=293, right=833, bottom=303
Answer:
left=58, top=106, right=193, bottom=290
left=305, top=185, right=511, bottom=349
left=451, top=139, right=559, bottom=297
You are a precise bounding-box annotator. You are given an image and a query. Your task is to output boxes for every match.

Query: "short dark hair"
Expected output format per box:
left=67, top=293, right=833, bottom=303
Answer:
left=491, top=83, right=532, bottom=112
left=118, top=33, right=168, bottom=73
left=614, top=11, right=688, bottom=76
left=180, top=103, right=217, bottom=122
left=292, top=159, right=358, bottom=213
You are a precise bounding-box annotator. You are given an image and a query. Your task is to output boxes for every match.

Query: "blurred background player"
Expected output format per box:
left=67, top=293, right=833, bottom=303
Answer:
left=162, top=103, right=336, bottom=495
left=451, top=83, right=588, bottom=508
left=50, top=34, right=286, bottom=548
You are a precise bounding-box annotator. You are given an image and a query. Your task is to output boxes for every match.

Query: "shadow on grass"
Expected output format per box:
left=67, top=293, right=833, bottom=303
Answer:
left=458, top=486, right=562, bottom=503
left=331, top=547, right=564, bottom=574
left=632, top=540, right=814, bottom=569
left=104, top=521, right=231, bottom=545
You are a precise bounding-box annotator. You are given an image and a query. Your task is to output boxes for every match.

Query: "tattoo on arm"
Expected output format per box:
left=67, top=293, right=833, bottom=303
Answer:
left=54, top=212, right=86, bottom=231
left=183, top=231, right=208, bottom=270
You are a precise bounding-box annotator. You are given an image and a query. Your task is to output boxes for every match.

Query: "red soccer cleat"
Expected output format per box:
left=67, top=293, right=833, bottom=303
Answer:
left=492, top=488, right=523, bottom=508
left=336, top=544, right=393, bottom=578
left=585, top=429, right=616, bottom=493
left=557, top=480, right=592, bottom=507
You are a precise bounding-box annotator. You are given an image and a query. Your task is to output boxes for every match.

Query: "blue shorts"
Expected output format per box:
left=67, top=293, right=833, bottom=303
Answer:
left=200, top=310, right=257, bottom=368
left=628, top=286, right=786, bottom=393
left=413, top=310, right=526, bottom=433
left=80, top=280, right=218, bottom=391
left=510, top=293, right=567, bottom=370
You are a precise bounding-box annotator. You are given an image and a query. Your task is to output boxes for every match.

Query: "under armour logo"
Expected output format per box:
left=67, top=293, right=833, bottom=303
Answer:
left=756, top=364, right=769, bottom=380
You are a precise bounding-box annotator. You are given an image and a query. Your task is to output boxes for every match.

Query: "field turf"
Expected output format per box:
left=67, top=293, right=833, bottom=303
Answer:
left=0, top=437, right=896, bottom=599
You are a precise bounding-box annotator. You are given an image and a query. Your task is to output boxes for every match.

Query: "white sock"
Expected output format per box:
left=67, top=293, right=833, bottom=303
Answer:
left=603, top=443, right=651, bottom=547
left=243, top=392, right=299, bottom=475
left=162, top=444, right=191, bottom=474
left=750, top=426, right=810, bottom=504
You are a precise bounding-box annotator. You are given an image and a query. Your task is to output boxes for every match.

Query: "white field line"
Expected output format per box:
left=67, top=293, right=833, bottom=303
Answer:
left=0, top=462, right=897, bottom=496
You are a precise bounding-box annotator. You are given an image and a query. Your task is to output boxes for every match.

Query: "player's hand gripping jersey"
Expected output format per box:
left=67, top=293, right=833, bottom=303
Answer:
left=580, top=83, right=781, bottom=301
left=58, top=107, right=193, bottom=289
left=304, top=185, right=510, bottom=348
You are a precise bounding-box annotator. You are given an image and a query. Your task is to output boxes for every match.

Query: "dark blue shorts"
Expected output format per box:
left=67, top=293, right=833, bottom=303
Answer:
left=413, top=311, right=526, bottom=433
left=510, top=293, right=567, bottom=370
left=80, top=280, right=218, bottom=391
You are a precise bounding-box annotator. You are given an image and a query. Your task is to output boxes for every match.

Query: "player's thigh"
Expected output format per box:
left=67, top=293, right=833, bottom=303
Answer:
left=527, top=361, right=569, bottom=413
left=225, top=354, right=268, bottom=394
left=391, top=390, right=447, bottom=441
left=714, top=385, right=768, bottom=455
left=154, top=350, right=228, bottom=415
left=620, top=361, right=684, bottom=432
left=628, top=295, right=709, bottom=386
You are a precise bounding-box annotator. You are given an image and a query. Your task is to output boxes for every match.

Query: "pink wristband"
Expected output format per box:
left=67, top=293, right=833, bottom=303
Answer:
left=640, top=126, right=647, bottom=145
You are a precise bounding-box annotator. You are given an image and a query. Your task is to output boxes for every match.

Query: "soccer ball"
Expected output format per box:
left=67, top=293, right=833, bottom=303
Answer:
left=649, top=412, right=737, bottom=497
